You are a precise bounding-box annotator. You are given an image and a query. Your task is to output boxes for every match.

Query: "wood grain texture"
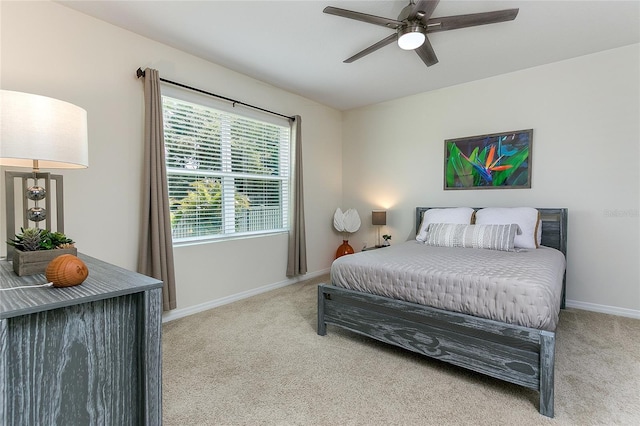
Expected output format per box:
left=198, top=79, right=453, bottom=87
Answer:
left=1, top=253, right=162, bottom=319
left=317, top=286, right=327, bottom=336
left=319, top=206, right=566, bottom=417
left=0, top=320, right=7, bottom=424
left=141, top=288, right=163, bottom=425
left=539, top=331, right=556, bottom=417
left=0, top=256, right=163, bottom=425
left=5, top=296, right=140, bottom=424
left=320, top=285, right=544, bottom=388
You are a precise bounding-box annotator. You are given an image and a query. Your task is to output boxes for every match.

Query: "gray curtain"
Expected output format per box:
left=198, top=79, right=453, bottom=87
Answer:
left=286, top=115, right=307, bottom=277
left=138, top=68, right=177, bottom=311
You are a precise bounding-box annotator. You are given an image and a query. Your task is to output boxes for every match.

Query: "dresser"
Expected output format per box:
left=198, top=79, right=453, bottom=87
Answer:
left=0, top=254, right=163, bottom=425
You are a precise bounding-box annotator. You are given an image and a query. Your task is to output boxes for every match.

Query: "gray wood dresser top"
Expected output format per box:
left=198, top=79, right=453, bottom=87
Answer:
left=0, top=253, right=162, bottom=319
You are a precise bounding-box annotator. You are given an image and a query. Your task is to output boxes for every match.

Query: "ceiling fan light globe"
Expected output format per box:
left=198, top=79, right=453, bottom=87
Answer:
left=397, top=26, right=426, bottom=50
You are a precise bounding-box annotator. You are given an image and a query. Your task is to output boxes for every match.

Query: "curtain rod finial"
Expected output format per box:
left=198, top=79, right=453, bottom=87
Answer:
left=136, top=68, right=145, bottom=78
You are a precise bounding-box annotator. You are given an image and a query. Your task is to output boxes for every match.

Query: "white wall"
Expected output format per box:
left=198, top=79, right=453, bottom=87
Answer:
left=2, top=1, right=637, bottom=317
left=342, top=44, right=640, bottom=314
left=0, top=1, right=342, bottom=310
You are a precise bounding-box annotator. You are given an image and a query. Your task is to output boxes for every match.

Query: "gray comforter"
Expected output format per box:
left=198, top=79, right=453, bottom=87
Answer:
left=331, top=241, right=566, bottom=331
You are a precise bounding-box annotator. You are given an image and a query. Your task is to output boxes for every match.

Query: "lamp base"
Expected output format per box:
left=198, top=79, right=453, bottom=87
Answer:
left=5, top=170, right=65, bottom=260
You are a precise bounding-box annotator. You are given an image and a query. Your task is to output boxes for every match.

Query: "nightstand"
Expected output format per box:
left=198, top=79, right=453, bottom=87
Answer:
left=361, top=245, right=388, bottom=252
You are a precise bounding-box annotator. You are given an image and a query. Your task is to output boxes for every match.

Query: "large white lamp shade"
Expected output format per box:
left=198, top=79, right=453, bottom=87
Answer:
left=0, top=90, right=88, bottom=169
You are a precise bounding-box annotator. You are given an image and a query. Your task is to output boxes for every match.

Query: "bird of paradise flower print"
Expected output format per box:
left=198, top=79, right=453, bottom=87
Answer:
left=459, top=144, right=512, bottom=183
left=445, top=129, right=532, bottom=189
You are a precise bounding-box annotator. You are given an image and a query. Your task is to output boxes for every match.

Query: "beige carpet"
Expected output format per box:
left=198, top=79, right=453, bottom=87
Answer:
left=162, top=274, right=640, bottom=425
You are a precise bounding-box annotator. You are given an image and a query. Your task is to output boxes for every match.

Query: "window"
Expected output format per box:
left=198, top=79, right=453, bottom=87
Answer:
left=162, top=89, right=290, bottom=244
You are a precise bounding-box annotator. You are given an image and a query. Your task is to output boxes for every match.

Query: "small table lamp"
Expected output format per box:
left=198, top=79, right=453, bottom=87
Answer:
left=372, top=210, right=386, bottom=247
left=0, top=90, right=88, bottom=258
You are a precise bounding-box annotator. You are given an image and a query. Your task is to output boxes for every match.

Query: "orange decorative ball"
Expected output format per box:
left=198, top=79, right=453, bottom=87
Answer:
left=45, top=254, right=89, bottom=287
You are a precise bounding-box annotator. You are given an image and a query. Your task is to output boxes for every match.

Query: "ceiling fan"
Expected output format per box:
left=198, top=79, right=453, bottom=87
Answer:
left=323, top=0, right=518, bottom=67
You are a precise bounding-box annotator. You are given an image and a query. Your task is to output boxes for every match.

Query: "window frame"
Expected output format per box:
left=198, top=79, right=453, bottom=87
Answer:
left=161, top=85, right=291, bottom=246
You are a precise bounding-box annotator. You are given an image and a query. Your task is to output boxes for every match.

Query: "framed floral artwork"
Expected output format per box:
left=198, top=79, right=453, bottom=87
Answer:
left=444, top=129, right=532, bottom=190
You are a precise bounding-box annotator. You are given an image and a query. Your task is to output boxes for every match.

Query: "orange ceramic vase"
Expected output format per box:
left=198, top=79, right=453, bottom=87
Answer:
left=335, top=240, right=354, bottom=259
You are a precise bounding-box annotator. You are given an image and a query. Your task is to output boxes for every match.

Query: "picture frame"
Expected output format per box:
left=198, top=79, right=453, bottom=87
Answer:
left=444, top=129, right=532, bottom=190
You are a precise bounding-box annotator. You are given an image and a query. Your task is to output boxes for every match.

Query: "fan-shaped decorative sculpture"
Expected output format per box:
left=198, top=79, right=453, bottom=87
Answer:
left=334, top=208, right=361, bottom=233
left=333, top=208, right=361, bottom=258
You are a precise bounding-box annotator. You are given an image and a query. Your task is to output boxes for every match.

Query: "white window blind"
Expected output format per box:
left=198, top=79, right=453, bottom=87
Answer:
left=162, top=93, right=290, bottom=243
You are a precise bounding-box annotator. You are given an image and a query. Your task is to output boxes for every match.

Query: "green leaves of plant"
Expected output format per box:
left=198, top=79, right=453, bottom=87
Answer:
left=7, top=228, right=74, bottom=251
left=446, top=142, right=473, bottom=187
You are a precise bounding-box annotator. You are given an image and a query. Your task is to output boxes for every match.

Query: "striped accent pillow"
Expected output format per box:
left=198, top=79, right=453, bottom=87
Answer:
left=425, top=223, right=521, bottom=252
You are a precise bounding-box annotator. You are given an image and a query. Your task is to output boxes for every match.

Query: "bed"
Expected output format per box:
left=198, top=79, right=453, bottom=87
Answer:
left=317, top=207, right=567, bottom=417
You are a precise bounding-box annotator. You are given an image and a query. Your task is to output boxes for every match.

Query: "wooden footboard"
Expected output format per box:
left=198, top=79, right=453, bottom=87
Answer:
left=317, top=284, right=555, bottom=417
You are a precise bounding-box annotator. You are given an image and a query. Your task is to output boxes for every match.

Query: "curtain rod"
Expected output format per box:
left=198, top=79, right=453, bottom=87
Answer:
left=136, top=68, right=295, bottom=121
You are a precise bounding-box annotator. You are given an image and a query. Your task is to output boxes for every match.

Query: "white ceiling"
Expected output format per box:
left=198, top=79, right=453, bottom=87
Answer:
left=58, top=1, right=640, bottom=111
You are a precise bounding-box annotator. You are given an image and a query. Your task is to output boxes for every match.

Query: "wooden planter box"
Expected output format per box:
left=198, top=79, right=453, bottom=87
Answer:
left=13, top=248, right=78, bottom=276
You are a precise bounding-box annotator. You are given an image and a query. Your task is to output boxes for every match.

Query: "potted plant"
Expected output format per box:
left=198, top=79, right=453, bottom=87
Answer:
left=382, top=234, right=392, bottom=247
left=8, top=227, right=77, bottom=276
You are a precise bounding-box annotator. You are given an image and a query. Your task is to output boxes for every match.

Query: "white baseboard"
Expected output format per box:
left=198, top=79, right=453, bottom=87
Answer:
left=565, top=299, right=640, bottom=320
left=162, top=268, right=331, bottom=323
left=163, top=278, right=638, bottom=323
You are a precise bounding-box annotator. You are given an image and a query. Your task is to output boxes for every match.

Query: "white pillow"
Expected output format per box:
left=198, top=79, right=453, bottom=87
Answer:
left=425, top=223, right=520, bottom=252
left=475, top=207, right=541, bottom=249
left=416, top=207, right=475, bottom=242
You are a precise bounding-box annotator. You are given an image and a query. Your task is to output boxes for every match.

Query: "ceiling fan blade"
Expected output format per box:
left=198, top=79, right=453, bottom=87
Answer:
left=414, top=36, right=439, bottom=67
left=426, top=9, right=519, bottom=33
left=344, top=34, right=397, bottom=63
left=323, top=6, right=403, bottom=29
left=410, top=0, right=440, bottom=21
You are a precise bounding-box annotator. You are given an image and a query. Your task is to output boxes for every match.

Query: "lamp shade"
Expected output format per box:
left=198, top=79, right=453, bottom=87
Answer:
left=0, top=90, right=88, bottom=169
left=372, top=210, right=386, bottom=226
